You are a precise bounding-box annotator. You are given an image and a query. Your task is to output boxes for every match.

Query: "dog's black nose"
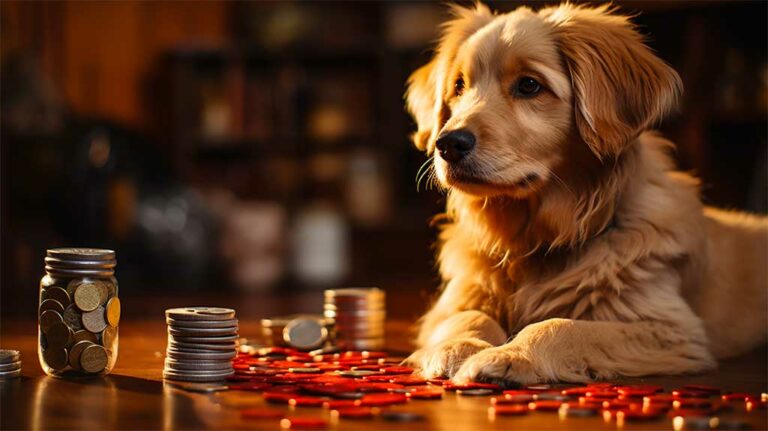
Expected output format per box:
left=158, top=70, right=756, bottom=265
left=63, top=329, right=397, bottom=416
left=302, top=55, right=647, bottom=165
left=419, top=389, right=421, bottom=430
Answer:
left=436, top=130, right=476, bottom=163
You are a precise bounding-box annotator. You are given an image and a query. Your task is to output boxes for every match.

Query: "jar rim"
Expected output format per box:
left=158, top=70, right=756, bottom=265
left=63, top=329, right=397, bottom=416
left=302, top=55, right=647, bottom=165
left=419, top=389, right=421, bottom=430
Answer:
left=46, top=248, right=115, bottom=262
left=44, top=267, right=115, bottom=278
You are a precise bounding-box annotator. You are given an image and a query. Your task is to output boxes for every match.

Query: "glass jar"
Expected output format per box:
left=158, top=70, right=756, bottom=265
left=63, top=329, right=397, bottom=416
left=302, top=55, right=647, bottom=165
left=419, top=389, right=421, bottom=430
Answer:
left=38, top=248, right=120, bottom=377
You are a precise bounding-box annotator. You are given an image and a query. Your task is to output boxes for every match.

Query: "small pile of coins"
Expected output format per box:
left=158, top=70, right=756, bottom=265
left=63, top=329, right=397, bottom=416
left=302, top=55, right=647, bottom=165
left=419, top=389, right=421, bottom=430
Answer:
left=261, top=315, right=334, bottom=351
left=0, top=350, right=21, bottom=379
left=323, top=288, right=385, bottom=351
left=215, top=345, right=767, bottom=430
left=164, top=307, right=238, bottom=382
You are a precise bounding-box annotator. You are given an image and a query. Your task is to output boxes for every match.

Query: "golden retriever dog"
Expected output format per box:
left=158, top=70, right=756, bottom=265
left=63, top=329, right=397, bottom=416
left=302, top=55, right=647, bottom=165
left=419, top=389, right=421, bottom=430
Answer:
left=405, top=3, right=768, bottom=385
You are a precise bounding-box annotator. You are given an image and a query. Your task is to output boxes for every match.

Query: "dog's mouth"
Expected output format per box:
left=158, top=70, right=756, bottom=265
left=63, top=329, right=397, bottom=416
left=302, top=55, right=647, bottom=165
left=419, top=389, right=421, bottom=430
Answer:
left=444, top=166, right=542, bottom=195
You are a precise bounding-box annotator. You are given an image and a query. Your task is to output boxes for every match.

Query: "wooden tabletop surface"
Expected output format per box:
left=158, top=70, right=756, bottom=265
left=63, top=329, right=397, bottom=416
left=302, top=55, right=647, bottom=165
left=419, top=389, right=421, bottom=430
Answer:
left=1, top=292, right=767, bottom=430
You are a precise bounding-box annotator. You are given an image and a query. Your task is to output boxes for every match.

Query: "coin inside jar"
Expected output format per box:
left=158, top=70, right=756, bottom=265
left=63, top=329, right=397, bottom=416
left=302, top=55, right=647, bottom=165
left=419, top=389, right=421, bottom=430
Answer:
left=73, top=281, right=104, bottom=312
left=101, top=326, right=117, bottom=348
left=68, top=340, right=93, bottom=370
left=44, top=287, right=71, bottom=308
left=63, top=305, right=84, bottom=331
left=46, top=321, right=72, bottom=349
left=39, top=299, right=65, bottom=315
left=43, top=348, right=69, bottom=370
left=82, top=306, right=108, bottom=333
left=73, top=330, right=98, bottom=344
left=106, top=297, right=121, bottom=327
left=40, top=310, right=63, bottom=333
left=80, top=344, right=108, bottom=373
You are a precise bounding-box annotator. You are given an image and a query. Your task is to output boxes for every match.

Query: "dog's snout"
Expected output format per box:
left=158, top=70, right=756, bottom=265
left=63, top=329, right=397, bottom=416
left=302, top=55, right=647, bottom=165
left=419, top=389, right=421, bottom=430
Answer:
left=436, top=130, right=476, bottom=163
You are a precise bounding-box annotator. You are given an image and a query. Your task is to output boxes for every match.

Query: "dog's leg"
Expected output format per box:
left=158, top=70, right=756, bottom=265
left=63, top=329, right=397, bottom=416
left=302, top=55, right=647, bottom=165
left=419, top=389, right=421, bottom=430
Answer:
left=452, top=315, right=716, bottom=385
left=406, top=310, right=508, bottom=378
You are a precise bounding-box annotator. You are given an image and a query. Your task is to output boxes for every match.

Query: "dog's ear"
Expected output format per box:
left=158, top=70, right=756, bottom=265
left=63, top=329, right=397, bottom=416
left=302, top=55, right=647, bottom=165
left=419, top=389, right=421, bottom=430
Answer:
left=405, top=3, right=494, bottom=153
left=544, top=5, right=682, bottom=158
left=406, top=60, right=440, bottom=152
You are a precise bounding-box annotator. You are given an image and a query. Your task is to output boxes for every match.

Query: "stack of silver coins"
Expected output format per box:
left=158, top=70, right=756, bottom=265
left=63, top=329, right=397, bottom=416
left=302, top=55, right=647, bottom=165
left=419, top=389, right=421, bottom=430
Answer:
left=163, top=307, right=237, bottom=382
left=323, top=288, right=385, bottom=350
left=0, top=350, right=21, bottom=379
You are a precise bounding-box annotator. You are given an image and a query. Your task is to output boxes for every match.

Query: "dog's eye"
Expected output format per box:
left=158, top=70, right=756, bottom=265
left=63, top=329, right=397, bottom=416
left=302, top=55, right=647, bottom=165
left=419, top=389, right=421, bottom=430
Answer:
left=454, top=76, right=465, bottom=96
left=514, top=77, right=542, bottom=97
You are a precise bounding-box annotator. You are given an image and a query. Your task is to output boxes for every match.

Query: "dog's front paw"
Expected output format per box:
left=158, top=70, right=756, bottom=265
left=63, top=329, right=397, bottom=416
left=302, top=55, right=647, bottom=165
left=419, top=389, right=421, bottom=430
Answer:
left=452, top=346, right=540, bottom=386
left=405, top=338, right=492, bottom=378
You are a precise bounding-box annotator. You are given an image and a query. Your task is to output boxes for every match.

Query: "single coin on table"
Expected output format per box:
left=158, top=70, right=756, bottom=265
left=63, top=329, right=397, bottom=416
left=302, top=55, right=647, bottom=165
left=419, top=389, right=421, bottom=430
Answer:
left=82, top=306, right=108, bottom=333
left=63, top=305, right=84, bottom=331
left=165, top=307, right=236, bottom=321
left=106, top=297, right=121, bottom=327
left=283, top=318, right=327, bottom=350
left=46, top=321, right=73, bottom=349
left=80, top=344, right=108, bottom=373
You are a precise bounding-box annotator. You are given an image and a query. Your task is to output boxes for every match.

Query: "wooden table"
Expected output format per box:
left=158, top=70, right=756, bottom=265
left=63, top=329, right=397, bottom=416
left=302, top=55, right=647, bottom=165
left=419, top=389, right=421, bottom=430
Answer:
left=1, top=292, right=767, bottom=430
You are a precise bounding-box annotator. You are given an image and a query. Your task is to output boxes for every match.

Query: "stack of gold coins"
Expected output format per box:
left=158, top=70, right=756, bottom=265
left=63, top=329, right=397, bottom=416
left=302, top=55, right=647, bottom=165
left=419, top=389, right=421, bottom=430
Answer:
left=0, top=350, right=21, bottom=379
left=323, top=288, right=385, bottom=350
left=261, top=314, right=334, bottom=350
left=164, top=307, right=237, bottom=382
left=38, top=248, right=119, bottom=377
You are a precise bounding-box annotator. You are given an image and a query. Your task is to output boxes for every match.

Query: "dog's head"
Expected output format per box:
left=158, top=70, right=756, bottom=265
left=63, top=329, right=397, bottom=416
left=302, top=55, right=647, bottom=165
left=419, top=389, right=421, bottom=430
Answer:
left=406, top=3, right=681, bottom=198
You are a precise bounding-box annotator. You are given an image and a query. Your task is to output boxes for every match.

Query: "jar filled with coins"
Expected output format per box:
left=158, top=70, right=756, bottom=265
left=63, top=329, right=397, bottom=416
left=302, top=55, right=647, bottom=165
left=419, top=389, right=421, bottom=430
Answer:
left=38, top=248, right=120, bottom=377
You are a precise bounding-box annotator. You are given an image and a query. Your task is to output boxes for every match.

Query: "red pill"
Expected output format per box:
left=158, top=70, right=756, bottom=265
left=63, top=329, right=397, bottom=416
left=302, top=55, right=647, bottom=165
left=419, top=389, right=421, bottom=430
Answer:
left=331, top=407, right=375, bottom=419
left=356, top=393, right=408, bottom=407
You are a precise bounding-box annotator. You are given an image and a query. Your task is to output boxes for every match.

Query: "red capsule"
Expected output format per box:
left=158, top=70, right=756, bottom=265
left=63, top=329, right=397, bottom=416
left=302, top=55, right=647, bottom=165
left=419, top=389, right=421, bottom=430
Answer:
left=388, top=375, right=427, bottom=386
left=356, top=393, right=408, bottom=407
left=721, top=392, right=755, bottom=402
left=331, top=407, right=375, bottom=419
left=561, top=386, right=591, bottom=396
left=264, top=392, right=295, bottom=404
left=491, top=394, right=535, bottom=405
left=672, top=389, right=711, bottom=398
left=379, top=366, right=414, bottom=375
left=323, top=399, right=358, bottom=409
left=289, top=396, right=327, bottom=407
left=360, top=375, right=394, bottom=383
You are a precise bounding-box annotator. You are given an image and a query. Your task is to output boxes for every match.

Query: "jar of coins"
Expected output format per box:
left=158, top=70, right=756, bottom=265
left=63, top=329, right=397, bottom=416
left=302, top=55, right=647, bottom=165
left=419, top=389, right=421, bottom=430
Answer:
left=38, top=248, right=120, bottom=377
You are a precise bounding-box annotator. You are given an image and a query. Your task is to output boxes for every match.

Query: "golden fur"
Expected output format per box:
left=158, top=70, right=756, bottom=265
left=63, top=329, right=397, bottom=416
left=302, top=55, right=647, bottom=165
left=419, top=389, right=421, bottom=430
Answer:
left=405, top=3, right=768, bottom=384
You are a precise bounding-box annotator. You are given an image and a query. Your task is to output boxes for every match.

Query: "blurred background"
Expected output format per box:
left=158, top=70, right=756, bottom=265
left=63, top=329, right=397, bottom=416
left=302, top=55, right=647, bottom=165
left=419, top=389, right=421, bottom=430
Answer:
left=1, top=1, right=766, bottom=318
